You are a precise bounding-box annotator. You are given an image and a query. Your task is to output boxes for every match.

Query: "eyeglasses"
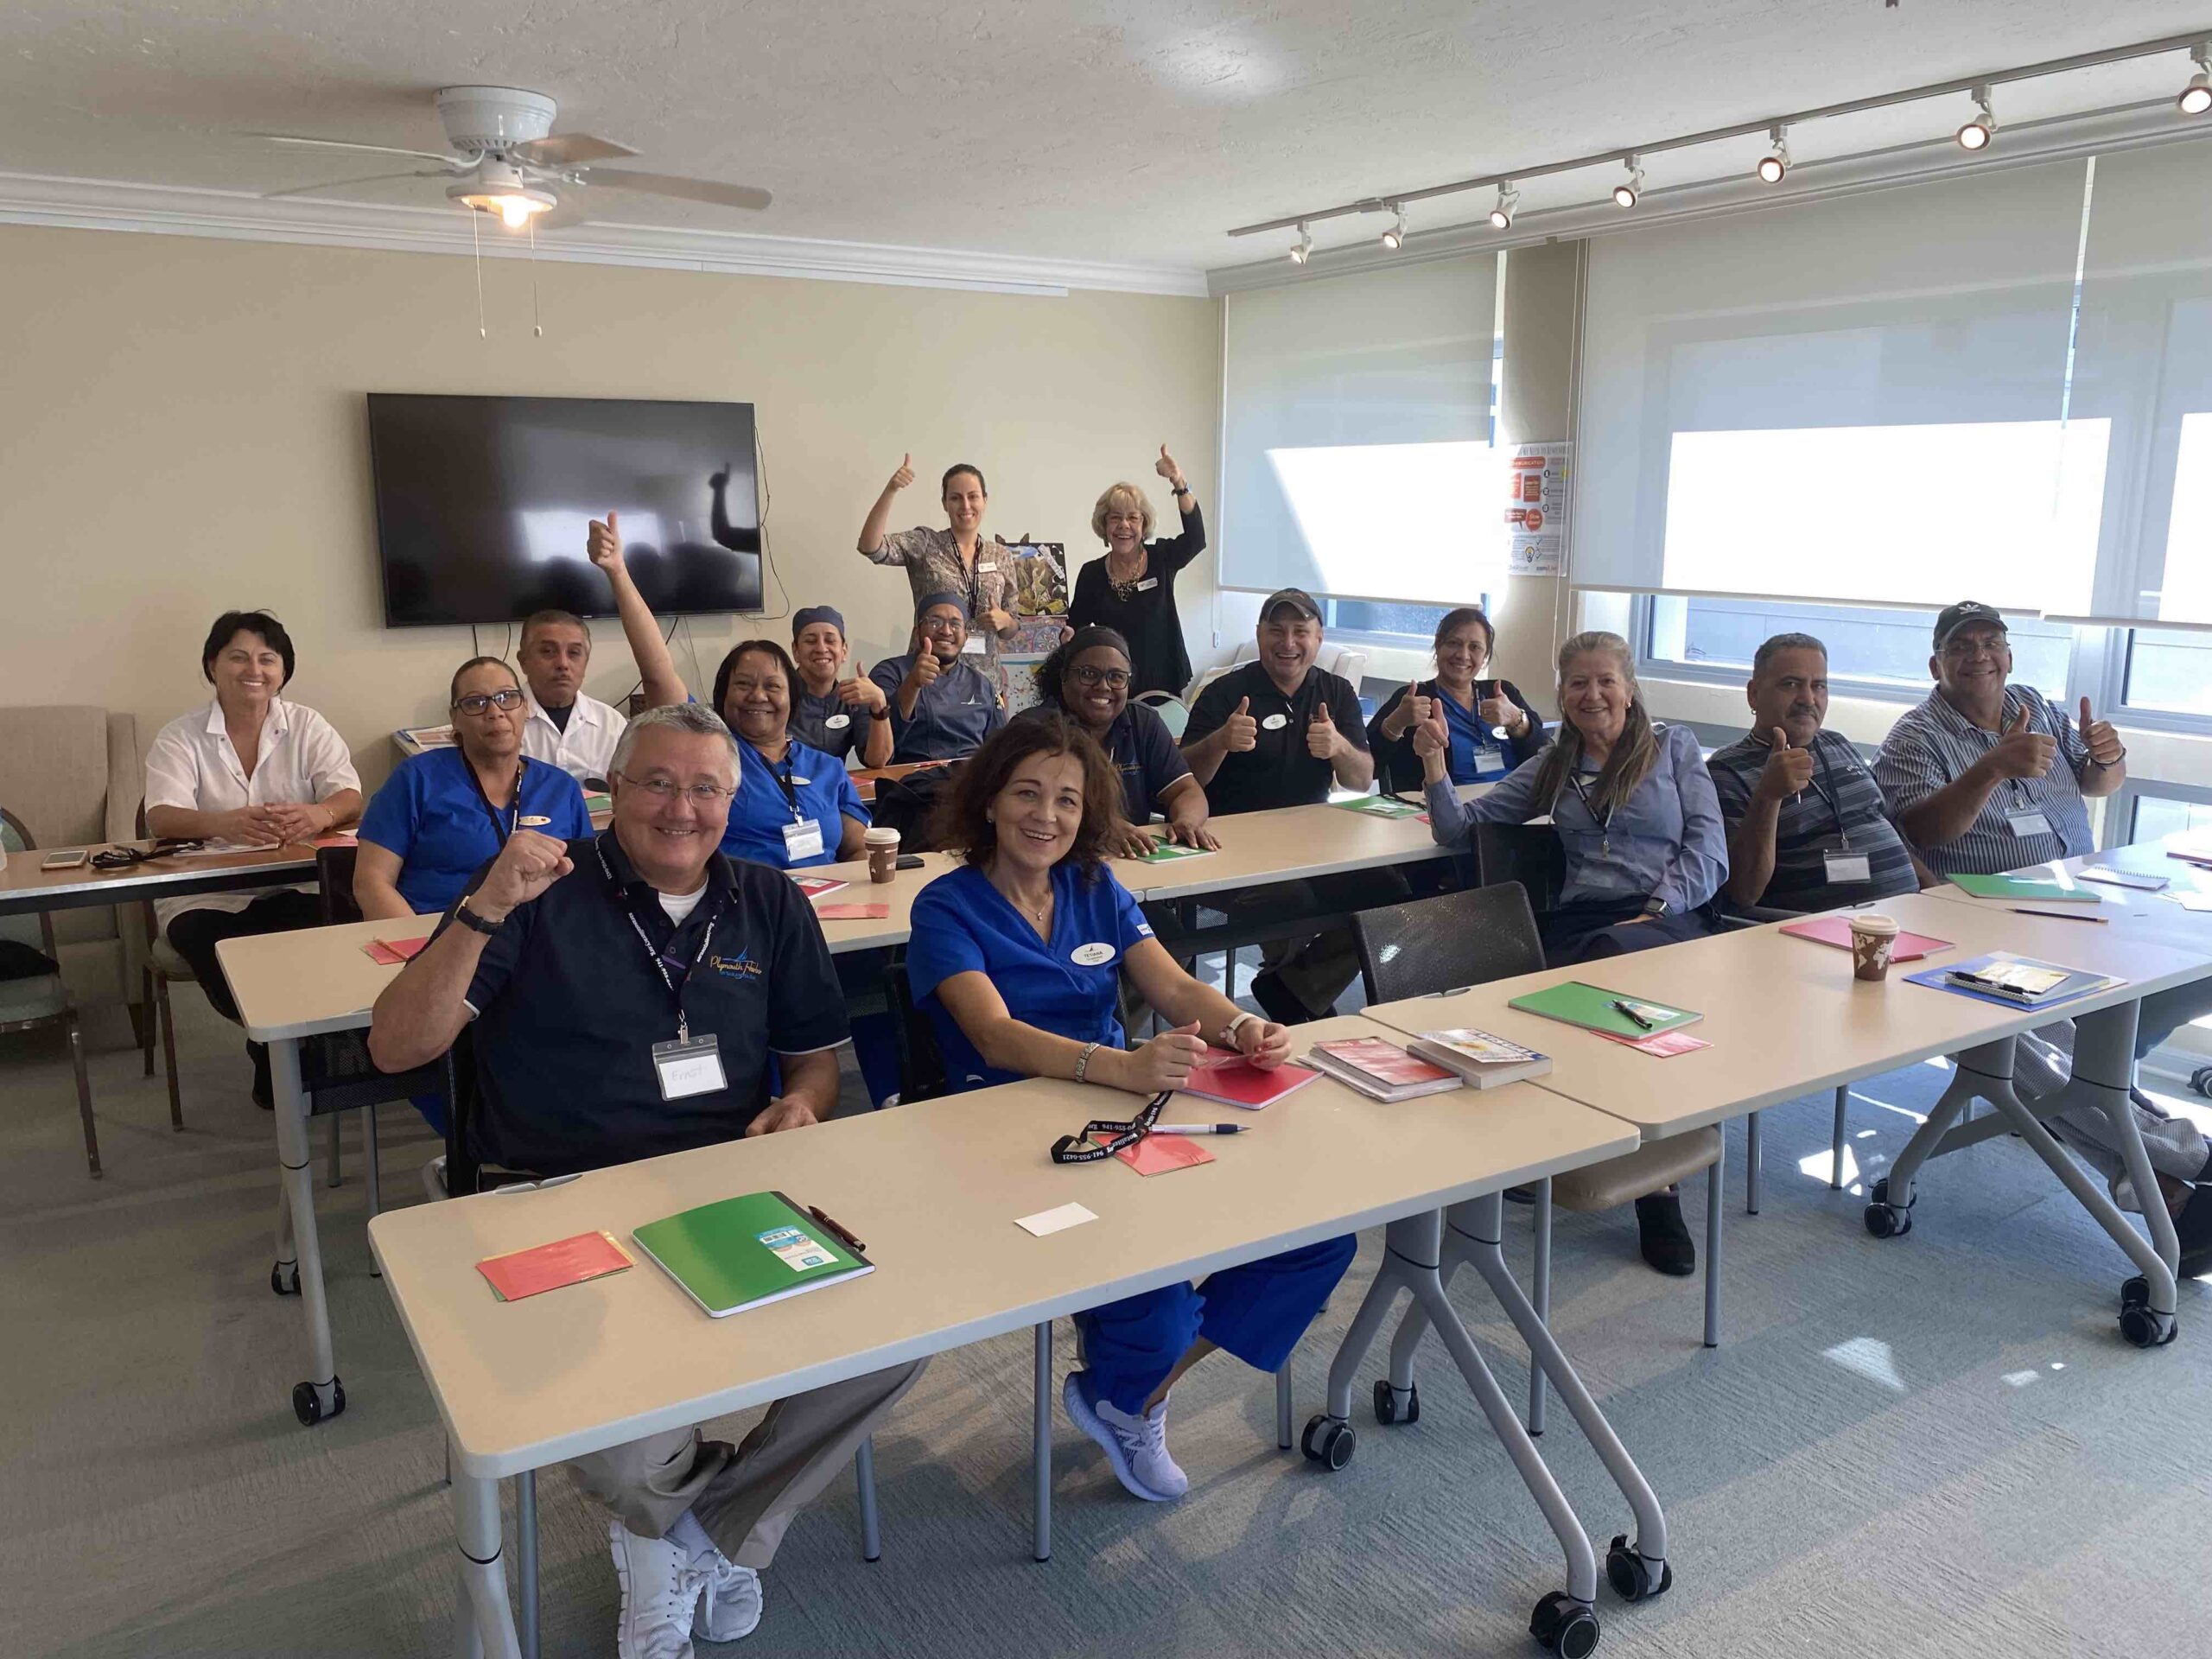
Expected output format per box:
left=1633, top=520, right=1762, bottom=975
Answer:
left=918, top=616, right=967, bottom=634
left=1050, top=1091, right=1170, bottom=1165
left=453, top=689, right=526, bottom=715
left=1940, top=634, right=2008, bottom=659
left=1068, top=665, right=1130, bottom=689
left=613, top=771, right=737, bottom=804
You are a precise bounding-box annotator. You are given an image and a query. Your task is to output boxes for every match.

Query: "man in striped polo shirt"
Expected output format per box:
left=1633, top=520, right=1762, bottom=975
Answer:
left=1707, top=632, right=1926, bottom=913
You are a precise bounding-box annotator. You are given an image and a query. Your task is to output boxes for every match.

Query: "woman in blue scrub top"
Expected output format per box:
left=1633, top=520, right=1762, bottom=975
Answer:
left=905, top=715, right=1356, bottom=1504
left=1367, top=607, right=1548, bottom=793
left=711, top=640, right=870, bottom=868
left=1027, top=626, right=1217, bottom=857
left=355, top=656, right=591, bottom=919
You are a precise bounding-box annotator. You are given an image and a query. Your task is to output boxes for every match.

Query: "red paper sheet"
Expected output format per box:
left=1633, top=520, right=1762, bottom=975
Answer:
left=1091, top=1131, right=1215, bottom=1176
left=1179, top=1048, right=1319, bottom=1109
left=311, top=832, right=358, bottom=848
left=1593, top=1027, right=1711, bottom=1058
left=794, top=876, right=849, bottom=898
left=477, top=1230, right=634, bottom=1301
left=1779, top=915, right=1951, bottom=962
left=363, top=936, right=430, bottom=965
left=815, top=903, right=891, bottom=919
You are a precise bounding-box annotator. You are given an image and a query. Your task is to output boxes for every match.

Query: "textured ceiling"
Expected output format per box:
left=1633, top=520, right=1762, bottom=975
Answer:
left=3, top=0, right=2203, bottom=273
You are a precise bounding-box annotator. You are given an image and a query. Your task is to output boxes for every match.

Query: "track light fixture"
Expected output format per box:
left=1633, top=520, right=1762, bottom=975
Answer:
left=1612, top=156, right=1644, bottom=208
left=1289, top=221, right=1312, bottom=264
left=1380, top=205, right=1407, bottom=250
left=1756, top=124, right=1790, bottom=184
left=1956, top=85, right=1995, bottom=149
left=1488, top=184, right=1520, bottom=230
left=2182, top=45, right=2212, bottom=115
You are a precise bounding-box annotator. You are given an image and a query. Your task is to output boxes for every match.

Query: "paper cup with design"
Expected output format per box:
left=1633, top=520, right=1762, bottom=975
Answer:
left=864, top=825, right=901, bottom=884
left=1847, top=912, right=1901, bottom=982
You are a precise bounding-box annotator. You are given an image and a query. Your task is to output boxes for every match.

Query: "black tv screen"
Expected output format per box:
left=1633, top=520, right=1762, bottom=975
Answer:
left=366, top=393, right=764, bottom=626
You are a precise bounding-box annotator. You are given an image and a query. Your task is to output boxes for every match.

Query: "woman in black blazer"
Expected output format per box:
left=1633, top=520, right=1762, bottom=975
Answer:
left=1067, top=445, right=1205, bottom=697
left=1367, top=606, right=1547, bottom=793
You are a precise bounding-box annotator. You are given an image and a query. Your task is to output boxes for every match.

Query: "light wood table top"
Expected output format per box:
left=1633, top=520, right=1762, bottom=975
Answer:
left=798, top=850, right=962, bottom=954
left=0, top=837, right=324, bottom=918
left=1363, top=891, right=2212, bottom=1141
left=217, top=913, right=443, bottom=1043
left=367, top=1013, right=1638, bottom=1478
left=1108, top=796, right=1470, bottom=902
left=1916, top=836, right=2212, bottom=953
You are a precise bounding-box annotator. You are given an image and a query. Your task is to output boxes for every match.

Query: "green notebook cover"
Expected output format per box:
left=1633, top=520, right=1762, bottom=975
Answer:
left=1332, top=795, right=1424, bottom=819
left=1945, top=872, right=2101, bottom=904
left=1132, top=841, right=1215, bottom=863
left=1505, top=981, right=1702, bottom=1038
left=632, top=1190, right=872, bottom=1319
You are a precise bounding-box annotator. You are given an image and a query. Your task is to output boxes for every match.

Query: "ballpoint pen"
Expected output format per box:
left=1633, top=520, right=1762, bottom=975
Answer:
left=1609, top=998, right=1656, bottom=1031
left=1155, top=1123, right=1247, bottom=1135
left=808, top=1205, right=868, bottom=1252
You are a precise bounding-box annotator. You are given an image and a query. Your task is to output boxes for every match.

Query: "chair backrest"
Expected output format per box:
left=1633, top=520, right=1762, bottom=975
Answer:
left=0, top=808, right=54, bottom=954
left=884, top=960, right=949, bottom=1104
left=1351, top=882, right=1547, bottom=1007
left=0, top=705, right=122, bottom=850
left=871, top=765, right=963, bottom=854
left=1135, top=690, right=1190, bottom=741
left=315, top=844, right=362, bottom=925
left=1472, top=822, right=1567, bottom=915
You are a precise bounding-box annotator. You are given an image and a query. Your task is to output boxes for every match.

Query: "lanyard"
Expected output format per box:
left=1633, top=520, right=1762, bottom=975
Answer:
left=1566, top=766, right=1616, bottom=855
left=1802, top=741, right=1853, bottom=849
left=758, top=741, right=806, bottom=823
left=598, top=843, right=726, bottom=1043
left=467, top=760, right=524, bottom=843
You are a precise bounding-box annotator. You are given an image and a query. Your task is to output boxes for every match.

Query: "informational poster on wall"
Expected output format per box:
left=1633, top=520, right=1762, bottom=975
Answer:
left=1505, top=442, right=1570, bottom=575
left=1004, top=542, right=1071, bottom=647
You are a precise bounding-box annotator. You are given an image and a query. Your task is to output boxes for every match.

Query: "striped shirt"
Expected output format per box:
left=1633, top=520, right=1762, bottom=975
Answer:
left=1707, top=728, right=1919, bottom=911
left=1872, top=683, right=2094, bottom=875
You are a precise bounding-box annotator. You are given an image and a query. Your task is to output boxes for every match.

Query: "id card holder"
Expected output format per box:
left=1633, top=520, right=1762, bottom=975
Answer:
left=783, top=817, right=826, bottom=861
left=1823, top=852, right=1872, bottom=884
left=2005, top=810, right=2053, bottom=839
left=962, top=634, right=986, bottom=656
left=652, top=1034, right=727, bottom=1100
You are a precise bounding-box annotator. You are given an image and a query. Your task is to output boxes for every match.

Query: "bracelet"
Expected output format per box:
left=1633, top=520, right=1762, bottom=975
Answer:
left=1221, top=1011, right=1255, bottom=1048
left=1073, top=1041, right=1101, bottom=1084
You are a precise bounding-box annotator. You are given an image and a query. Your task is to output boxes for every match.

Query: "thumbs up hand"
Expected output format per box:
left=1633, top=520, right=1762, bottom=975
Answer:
left=1224, top=696, right=1258, bottom=753
left=1154, top=443, right=1187, bottom=493
left=905, top=646, right=944, bottom=694
left=2078, top=695, right=2125, bottom=767
left=1307, top=700, right=1342, bottom=760
left=585, top=509, right=624, bottom=570
left=1985, top=702, right=2058, bottom=780
left=840, top=663, right=889, bottom=714
left=1756, top=727, right=1816, bottom=800
left=1411, top=700, right=1451, bottom=775
left=887, top=453, right=915, bottom=493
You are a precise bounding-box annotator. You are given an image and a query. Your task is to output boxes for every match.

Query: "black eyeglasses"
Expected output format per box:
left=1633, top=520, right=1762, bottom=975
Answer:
left=1068, top=665, right=1130, bottom=689
left=453, top=689, right=527, bottom=715
left=1050, top=1091, right=1170, bottom=1165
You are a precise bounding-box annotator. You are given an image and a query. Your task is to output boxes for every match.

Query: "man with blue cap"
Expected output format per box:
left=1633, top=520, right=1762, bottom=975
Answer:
left=788, top=605, right=893, bottom=767
left=868, top=593, right=1007, bottom=762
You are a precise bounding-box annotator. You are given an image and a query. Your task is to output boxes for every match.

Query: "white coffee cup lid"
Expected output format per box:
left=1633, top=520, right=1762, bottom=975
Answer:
left=1851, top=912, right=1899, bottom=933
left=863, top=827, right=901, bottom=846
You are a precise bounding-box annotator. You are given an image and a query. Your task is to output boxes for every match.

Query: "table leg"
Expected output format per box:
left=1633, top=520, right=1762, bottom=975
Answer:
left=1745, top=1110, right=1762, bottom=1216
left=1274, top=1363, right=1294, bottom=1450
left=1528, top=1177, right=1552, bottom=1435
left=1830, top=1085, right=1849, bottom=1191
left=364, top=1106, right=384, bottom=1275
left=515, top=1470, right=537, bottom=1659
left=855, top=1436, right=882, bottom=1563
left=1703, top=1138, right=1726, bottom=1350
left=1866, top=1039, right=1996, bottom=1231
left=1032, top=1321, right=1052, bottom=1563
left=270, top=1038, right=342, bottom=1426
left=327, top=1111, right=342, bottom=1188
left=454, top=1458, right=522, bottom=1659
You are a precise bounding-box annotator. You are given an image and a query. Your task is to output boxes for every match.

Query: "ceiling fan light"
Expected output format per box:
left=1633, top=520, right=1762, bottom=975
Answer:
left=453, top=184, right=556, bottom=227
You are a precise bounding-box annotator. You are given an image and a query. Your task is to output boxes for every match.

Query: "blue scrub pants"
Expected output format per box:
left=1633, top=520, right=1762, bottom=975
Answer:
left=1074, top=1234, right=1358, bottom=1414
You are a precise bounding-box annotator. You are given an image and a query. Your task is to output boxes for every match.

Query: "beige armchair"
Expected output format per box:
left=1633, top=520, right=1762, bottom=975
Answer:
left=0, top=705, right=144, bottom=1031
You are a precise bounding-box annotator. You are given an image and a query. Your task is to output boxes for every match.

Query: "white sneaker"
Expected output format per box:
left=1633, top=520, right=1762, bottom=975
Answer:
left=608, top=1518, right=702, bottom=1659
left=1062, top=1370, right=1188, bottom=1500
left=693, top=1555, right=763, bottom=1643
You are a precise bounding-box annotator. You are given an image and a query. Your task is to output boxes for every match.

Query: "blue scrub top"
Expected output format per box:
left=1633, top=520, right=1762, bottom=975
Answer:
left=720, top=735, right=870, bottom=869
left=359, top=748, right=592, bottom=916
left=906, top=861, right=1155, bottom=1091
left=1437, top=690, right=1513, bottom=785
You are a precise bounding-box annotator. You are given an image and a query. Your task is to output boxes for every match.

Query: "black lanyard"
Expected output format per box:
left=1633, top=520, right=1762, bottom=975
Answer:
left=757, top=741, right=807, bottom=824
left=1801, top=741, right=1854, bottom=849
left=1566, top=767, right=1615, bottom=848
left=467, top=760, right=524, bottom=843
left=598, top=843, right=727, bottom=1043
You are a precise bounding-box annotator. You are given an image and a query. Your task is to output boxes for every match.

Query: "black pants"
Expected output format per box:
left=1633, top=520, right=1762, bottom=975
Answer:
left=163, top=891, right=326, bottom=1024
left=1538, top=898, right=1713, bottom=969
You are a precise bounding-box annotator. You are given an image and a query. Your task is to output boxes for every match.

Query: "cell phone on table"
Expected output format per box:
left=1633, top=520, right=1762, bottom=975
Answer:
left=42, top=850, right=90, bottom=869
left=896, top=854, right=925, bottom=869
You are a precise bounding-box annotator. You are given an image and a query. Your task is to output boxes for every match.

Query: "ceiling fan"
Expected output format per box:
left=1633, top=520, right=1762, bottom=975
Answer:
left=256, top=85, right=770, bottom=230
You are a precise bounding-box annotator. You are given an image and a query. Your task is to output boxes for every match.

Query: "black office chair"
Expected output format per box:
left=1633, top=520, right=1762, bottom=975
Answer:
left=1471, top=821, right=1567, bottom=915
left=871, top=765, right=963, bottom=854
left=883, top=961, right=950, bottom=1106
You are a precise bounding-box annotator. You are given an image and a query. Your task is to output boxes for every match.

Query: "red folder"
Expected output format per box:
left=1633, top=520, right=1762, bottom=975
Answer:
left=363, top=935, right=430, bottom=965
left=1779, top=915, right=1950, bottom=963
left=477, top=1230, right=634, bottom=1301
left=1179, top=1048, right=1319, bottom=1109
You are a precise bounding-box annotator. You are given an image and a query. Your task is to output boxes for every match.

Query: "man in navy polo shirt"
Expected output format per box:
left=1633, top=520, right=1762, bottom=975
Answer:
left=369, top=702, right=922, bottom=1659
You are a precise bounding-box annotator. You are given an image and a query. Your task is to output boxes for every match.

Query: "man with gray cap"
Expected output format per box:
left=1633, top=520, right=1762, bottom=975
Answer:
left=868, top=593, right=1007, bottom=763
left=788, top=605, right=893, bottom=767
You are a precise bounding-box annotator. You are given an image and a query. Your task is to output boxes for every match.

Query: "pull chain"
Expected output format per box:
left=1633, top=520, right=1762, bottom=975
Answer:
left=529, top=214, right=543, bottom=338
left=470, top=208, right=486, bottom=340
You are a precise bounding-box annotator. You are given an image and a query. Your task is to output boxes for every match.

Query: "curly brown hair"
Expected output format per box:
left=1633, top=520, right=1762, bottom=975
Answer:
left=931, top=712, right=1133, bottom=873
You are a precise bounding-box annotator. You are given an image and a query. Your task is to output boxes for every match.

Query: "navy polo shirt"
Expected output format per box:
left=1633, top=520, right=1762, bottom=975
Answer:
left=788, top=684, right=877, bottom=763
left=869, top=652, right=1007, bottom=762
left=440, top=830, right=849, bottom=1176
left=1183, top=660, right=1367, bottom=817
left=721, top=735, right=870, bottom=869
left=359, top=748, right=591, bottom=916
left=1018, top=702, right=1191, bottom=822
left=906, top=861, right=1156, bottom=1092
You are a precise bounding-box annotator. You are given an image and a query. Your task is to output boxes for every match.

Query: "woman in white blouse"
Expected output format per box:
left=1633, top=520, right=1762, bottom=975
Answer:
left=144, top=610, right=360, bottom=1106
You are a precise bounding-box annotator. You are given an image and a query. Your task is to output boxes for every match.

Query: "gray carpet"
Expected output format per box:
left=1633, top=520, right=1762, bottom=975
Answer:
left=4, top=993, right=2209, bottom=1659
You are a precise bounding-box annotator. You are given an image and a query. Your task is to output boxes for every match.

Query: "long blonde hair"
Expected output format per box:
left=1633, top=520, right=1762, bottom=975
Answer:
left=1529, top=632, right=1661, bottom=817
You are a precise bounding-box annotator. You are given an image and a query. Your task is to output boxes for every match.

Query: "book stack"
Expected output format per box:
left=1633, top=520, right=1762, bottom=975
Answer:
left=1304, top=1036, right=1464, bottom=1102
left=1405, top=1027, right=1554, bottom=1090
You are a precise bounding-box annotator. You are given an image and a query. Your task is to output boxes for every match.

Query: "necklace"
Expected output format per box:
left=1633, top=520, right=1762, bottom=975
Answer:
left=1107, top=547, right=1147, bottom=601
left=990, top=865, right=1054, bottom=933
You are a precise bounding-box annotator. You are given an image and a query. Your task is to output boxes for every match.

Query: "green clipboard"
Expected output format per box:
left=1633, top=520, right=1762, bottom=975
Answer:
left=1331, top=795, right=1424, bottom=819
left=632, top=1190, right=872, bottom=1319
left=1945, top=872, right=2101, bottom=905
left=1505, top=981, right=1702, bottom=1039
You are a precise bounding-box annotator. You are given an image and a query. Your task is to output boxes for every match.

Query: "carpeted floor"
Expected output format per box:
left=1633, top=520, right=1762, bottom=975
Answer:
left=4, top=989, right=2209, bottom=1659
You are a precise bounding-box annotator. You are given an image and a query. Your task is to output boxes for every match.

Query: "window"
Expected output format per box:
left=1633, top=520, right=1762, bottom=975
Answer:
left=1325, top=595, right=1483, bottom=643
left=2130, top=792, right=2212, bottom=842
left=2123, top=627, right=2212, bottom=718
left=1644, top=596, right=2073, bottom=696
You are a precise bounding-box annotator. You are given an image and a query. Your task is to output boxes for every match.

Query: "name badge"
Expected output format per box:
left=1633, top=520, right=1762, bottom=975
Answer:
left=1135, top=577, right=1159, bottom=592
left=823, top=713, right=851, bottom=730
left=1823, top=852, right=1872, bottom=884
left=977, top=562, right=999, bottom=573
left=2006, top=810, right=2053, bottom=839
left=518, top=814, right=551, bottom=827
left=962, top=635, right=986, bottom=655
left=1071, top=942, right=1116, bottom=966
left=1261, top=712, right=1289, bottom=730
left=783, top=818, right=826, bottom=861
left=652, top=1034, right=727, bottom=1101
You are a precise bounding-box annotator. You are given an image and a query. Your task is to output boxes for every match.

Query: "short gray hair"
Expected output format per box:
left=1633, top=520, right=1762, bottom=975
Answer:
left=608, top=702, right=741, bottom=780
left=1751, top=632, right=1827, bottom=680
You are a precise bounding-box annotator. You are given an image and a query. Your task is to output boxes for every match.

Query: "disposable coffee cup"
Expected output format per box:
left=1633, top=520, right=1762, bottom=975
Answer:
left=1848, top=912, right=1901, bottom=982
left=864, top=826, right=901, bottom=885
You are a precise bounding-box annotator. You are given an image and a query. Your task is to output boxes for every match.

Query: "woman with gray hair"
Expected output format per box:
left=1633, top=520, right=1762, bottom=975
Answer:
left=1068, top=444, right=1205, bottom=697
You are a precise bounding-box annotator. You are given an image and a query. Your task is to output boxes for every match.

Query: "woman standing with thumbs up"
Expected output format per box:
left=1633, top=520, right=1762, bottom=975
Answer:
left=858, top=455, right=1020, bottom=664
left=1068, top=445, right=1207, bottom=696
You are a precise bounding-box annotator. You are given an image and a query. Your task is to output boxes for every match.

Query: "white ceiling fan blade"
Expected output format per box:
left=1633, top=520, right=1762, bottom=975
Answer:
left=512, top=133, right=637, bottom=167
left=583, top=170, right=772, bottom=212
left=260, top=169, right=448, bottom=200
left=255, top=133, right=464, bottom=167
left=533, top=194, right=593, bottom=231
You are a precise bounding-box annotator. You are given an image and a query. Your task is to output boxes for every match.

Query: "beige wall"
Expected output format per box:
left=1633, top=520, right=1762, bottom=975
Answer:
left=0, top=226, right=1222, bottom=791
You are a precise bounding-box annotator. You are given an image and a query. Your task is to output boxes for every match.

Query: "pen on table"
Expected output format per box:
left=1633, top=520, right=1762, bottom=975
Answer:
left=1156, top=1123, right=1247, bottom=1136
left=808, top=1205, right=868, bottom=1252
left=1609, top=999, right=1656, bottom=1032
left=2006, top=908, right=2108, bottom=924
left=494, top=1172, right=582, bottom=1195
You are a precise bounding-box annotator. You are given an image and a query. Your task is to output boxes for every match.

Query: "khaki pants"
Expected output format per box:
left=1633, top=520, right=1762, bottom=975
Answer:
left=567, top=1359, right=924, bottom=1569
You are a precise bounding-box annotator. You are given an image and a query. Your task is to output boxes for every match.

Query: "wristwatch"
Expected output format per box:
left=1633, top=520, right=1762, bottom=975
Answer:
left=452, top=898, right=504, bottom=936
left=1171, top=480, right=1192, bottom=495
left=1221, top=1011, right=1256, bottom=1048
left=1643, top=897, right=1671, bottom=918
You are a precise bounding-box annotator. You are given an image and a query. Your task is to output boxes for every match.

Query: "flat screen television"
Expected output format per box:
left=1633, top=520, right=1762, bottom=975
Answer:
left=366, top=393, right=764, bottom=627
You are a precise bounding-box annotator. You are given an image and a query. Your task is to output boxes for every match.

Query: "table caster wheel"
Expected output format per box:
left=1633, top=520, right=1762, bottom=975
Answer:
left=292, top=1376, right=346, bottom=1427
left=270, top=1260, right=300, bottom=1296
left=1372, top=1379, right=1420, bottom=1426
left=2120, top=1274, right=2149, bottom=1313
left=1529, top=1591, right=1599, bottom=1657
left=2120, top=1304, right=2177, bottom=1349
left=1300, top=1414, right=1355, bottom=1470
left=1605, top=1535, right=1672, bottom=1601
left=1863, top=1177, right=1912, bottom=1239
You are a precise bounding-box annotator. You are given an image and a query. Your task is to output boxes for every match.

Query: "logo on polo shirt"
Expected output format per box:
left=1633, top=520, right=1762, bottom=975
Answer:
left=709, top=950, right=764, bottom=982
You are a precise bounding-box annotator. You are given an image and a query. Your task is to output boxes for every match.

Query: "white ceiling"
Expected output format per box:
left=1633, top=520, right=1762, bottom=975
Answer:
left=3, top=0, right=2204, bottom=280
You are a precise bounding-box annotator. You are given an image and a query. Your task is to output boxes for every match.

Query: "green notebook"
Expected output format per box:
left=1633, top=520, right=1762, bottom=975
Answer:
left=1132, top=841, right=1215, bottom=863
left=1505, top=981, right=1702, bottom=1039
left=1945, top=872, right=2101, bottom=905
left=632, top=1191, right=873, bottom=1319
left=1332, top=795, right=1424, bottom=819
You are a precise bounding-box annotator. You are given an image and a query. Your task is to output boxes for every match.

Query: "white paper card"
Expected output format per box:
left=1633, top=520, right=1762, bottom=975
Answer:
left=1823, top=853, right=1872, bottom=884
left=1015, top=1202, right=1098, bottom=1237
left=2006, top=810, right=2053, bottom=838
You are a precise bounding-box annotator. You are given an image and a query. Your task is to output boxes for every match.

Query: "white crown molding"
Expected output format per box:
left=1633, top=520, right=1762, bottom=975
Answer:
left=1209, top=100, right=2212, bottom=294
left=0, top=170, right=1212, bottom=300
